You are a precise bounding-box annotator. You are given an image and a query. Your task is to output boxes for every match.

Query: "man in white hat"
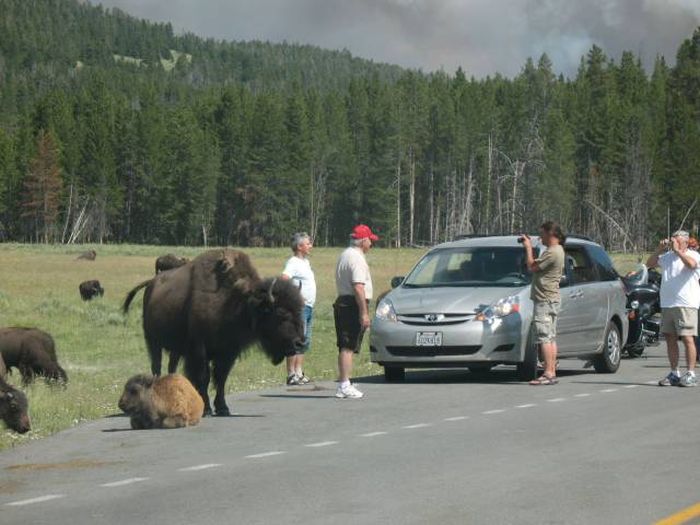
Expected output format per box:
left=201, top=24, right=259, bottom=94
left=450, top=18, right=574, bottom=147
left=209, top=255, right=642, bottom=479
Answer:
left=647, top=230, right=700, bottom=387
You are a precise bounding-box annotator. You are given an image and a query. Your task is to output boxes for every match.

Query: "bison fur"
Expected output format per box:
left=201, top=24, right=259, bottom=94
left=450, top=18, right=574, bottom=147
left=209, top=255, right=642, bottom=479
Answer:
left=155, top=254, right=189, bottom=274
left=118, top=373, right=203, bottom=430
left=76, top=250, right=96, bottom=261
left=79, top=280, right=104, bottom=301
left=123, top=249, right=305, bottom=416
left=0, top=371, right=31, bottom=434
left=0, top=328, right=68, bottom=386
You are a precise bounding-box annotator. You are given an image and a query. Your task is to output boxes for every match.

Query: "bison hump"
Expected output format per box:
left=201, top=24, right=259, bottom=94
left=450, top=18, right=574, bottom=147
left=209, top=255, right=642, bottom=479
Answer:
left=191, top=249, right=261, bottom=293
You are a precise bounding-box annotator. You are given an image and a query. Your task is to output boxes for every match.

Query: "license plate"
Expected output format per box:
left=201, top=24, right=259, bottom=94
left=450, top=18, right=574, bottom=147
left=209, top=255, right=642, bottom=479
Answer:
left=415, top=332, right=443, bottom=347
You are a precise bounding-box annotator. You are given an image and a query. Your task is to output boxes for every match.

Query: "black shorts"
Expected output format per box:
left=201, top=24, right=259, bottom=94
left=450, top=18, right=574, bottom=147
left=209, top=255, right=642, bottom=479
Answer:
left=333, top=295, right=368, bottom=352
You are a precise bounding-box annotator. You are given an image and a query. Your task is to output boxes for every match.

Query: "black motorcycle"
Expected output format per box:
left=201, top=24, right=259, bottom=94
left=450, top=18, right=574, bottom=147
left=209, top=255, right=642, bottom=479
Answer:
left=622, top=264, right=661, bottom=357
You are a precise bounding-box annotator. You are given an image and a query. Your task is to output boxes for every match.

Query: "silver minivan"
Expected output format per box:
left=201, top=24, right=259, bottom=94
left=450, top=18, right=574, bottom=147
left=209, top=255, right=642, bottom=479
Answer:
left=370, top=235, right=628, bottom=381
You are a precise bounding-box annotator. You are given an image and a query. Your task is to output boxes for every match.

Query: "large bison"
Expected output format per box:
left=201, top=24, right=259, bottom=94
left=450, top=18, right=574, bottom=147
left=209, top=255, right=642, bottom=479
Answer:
left=155, top=254, right=189, bottom=274
left=79, top=279, right=104, bottom=301
left=0, top=328, right=68, bottom=386
left=123, top=249, right=304, bottom=416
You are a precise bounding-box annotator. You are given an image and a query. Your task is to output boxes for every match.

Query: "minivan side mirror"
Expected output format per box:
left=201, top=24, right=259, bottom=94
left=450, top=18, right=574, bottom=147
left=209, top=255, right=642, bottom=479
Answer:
left=390, top=276, right=404, bottom=288
left=560, top=274, right=569, bottom=288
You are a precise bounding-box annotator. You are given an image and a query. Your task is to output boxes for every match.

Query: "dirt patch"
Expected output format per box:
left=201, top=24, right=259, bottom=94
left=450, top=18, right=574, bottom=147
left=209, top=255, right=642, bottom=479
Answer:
left=5, top=458, right=120, bottom=471
left=0, top=479, right=25, bottom=494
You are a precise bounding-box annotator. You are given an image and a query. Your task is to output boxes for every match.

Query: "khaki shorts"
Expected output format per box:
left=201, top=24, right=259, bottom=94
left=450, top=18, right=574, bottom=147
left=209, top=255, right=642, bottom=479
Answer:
left=533, top=300, right=560, bottom=344
left=661, top=307, right=698, bottom=337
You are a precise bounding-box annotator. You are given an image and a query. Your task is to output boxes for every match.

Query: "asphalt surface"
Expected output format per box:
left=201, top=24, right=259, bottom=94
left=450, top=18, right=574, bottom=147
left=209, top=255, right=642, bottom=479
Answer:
left=1, top=343, right=698, bottom=525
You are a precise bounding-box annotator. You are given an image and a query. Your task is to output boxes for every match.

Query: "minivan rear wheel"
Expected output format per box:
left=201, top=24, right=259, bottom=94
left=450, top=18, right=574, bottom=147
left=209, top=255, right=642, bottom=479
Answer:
left=384, top=366, right=405, bottom=382
left=517, top=328, right=538, bottom=381
left=593, top=322, right=622, bottom=373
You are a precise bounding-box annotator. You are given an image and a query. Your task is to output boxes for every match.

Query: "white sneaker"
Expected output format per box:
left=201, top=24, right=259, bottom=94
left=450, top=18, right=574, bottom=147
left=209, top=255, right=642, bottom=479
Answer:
left=335, top=383, right=364, bottom=399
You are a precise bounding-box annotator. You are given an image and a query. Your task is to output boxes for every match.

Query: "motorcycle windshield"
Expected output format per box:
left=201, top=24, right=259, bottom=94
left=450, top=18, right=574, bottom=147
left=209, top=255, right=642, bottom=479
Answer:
left=624, top=264, right=648, bottom=287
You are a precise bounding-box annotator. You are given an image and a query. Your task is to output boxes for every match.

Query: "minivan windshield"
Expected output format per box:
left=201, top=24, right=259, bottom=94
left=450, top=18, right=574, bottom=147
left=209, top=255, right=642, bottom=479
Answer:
left=403, top=246, right=532, bottom=288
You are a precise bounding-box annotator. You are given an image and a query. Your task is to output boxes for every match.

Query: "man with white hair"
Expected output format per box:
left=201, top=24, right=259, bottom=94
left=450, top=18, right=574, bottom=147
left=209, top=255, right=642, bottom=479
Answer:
left=333, top=224, right=378, bottom=399
left=281, top=232, right=316, bottom=385
left=647, top=230, right=700, bottom=387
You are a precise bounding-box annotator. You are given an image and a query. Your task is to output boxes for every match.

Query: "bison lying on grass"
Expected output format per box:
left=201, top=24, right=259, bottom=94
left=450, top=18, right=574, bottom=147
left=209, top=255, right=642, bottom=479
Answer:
left=155, top=254, right=188, bottom=274
left=0, top=356, right=31, bottom=434
left=123, top=249, right=304, bottom=416
left=76, top=250, right=96, bottom=261
left=0, top=328, right=68, bottom=386
left=118, top=373, right=203, bottom=429
left=79, top=279, right=104, bottom=301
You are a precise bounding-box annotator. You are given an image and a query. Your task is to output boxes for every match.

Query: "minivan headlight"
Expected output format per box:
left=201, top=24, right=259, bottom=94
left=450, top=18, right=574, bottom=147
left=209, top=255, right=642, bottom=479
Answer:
left=475, top=296, right=520, bottom=323
left=375, top=298, right=398, bottom=322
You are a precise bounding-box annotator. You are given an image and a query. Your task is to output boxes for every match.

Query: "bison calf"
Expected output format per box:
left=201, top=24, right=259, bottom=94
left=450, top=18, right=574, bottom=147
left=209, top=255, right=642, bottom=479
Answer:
left=0, top=373, right=31, bottom=434
left=76, top=250, right=97, bottom=261
left=118, top=374, right=203, bottom=430
left=0, top=328, right=68, bottom=386
left=155, top=254, right=188, bottom=274
left=79, top=280, right=104, bottom=301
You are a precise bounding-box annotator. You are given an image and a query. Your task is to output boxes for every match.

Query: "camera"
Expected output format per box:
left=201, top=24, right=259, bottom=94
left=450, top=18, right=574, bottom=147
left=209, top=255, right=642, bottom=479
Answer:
left=517, top=237, right=525, bottom=244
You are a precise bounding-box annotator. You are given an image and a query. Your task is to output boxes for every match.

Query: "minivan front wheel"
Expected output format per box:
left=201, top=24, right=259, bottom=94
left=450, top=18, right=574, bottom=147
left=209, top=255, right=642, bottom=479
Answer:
left=593, top=322, right=622, bottom=373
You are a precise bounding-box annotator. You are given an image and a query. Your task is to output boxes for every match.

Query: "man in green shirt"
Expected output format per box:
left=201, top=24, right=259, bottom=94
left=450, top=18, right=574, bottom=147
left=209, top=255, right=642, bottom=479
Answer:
left=521, top=221, right=566, bottom=385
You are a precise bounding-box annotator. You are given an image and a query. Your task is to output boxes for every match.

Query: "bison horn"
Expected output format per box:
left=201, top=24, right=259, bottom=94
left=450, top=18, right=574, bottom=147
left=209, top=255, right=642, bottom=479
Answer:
left=268, top=278, right=277, bottom=304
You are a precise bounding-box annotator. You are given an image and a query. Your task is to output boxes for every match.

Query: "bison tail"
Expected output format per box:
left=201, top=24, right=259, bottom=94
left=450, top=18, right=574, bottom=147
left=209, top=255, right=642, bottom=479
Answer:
left=122, top=279, right=152, bottom=314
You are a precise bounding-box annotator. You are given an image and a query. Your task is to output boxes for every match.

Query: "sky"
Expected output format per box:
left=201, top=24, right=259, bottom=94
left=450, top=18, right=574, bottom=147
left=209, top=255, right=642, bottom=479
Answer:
left=96, top=0, right=700, bottom=77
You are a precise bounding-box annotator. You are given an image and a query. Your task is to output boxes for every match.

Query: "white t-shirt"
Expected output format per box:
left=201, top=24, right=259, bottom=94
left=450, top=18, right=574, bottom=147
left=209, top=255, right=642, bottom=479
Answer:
left=282, top=255, right=316, bottom=307
left=335, top=247, right=373, bottom=300
left=658, top=250, right=700, bottom=309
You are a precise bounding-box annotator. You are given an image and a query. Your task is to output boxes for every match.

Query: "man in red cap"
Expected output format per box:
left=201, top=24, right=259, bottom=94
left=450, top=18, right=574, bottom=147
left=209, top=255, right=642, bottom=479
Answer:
left=333, top=224, right=378, bottom=398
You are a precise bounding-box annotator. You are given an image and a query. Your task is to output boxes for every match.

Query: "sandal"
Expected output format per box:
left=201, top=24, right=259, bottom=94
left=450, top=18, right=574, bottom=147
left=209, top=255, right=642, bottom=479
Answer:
left=529, top=374, right=558, bottom=386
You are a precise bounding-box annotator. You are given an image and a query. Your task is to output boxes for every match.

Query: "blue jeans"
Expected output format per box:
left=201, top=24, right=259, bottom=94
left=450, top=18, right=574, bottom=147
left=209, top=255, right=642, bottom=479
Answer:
left=298, top=305, right=313, bottom=354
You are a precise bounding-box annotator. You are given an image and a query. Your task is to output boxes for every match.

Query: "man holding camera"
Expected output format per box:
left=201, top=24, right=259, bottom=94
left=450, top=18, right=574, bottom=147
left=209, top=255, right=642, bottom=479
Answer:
left=647, top=230, right=700, bottom=387
left=520, top=222, right=566, bottom=385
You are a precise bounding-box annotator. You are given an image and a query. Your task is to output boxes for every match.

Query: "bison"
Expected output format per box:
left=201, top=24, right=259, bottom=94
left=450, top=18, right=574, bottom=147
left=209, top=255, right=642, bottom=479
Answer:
left=0, top=328, right=68, bottom=386
left=0, top=361, right=31, bottom=434
left=118, top=373, right=204, bottom=430
left=123, top=249, right=304, bottom=416
left=76, top=250, right=97, bottom=261
left=79, top=279, right=104, bottom=301
left=155, top=254, right=189, bottom=274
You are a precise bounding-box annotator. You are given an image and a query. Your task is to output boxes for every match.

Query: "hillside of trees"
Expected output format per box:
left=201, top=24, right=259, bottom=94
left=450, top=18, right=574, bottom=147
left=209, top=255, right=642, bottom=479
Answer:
left=0, top=0, right=698, bottom=249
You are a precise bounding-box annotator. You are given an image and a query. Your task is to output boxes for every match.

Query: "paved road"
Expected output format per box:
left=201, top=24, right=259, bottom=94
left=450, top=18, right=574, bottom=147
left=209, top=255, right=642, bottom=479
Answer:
left=1, top=344, right=698, bottom=525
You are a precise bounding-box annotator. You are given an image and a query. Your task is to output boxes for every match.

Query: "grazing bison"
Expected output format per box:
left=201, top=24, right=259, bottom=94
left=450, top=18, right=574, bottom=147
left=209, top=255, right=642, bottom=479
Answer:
left=123, top=249, right=304, bottom=416
left=0, top=369, right=31, bottom=434
left=76, top=250, right=97, bottom=261
left=0, top=328, right=68, bottom=386
left=118, top=373, right=203, bottom=430
left=79, top=280, right=104, bottom=301
left=155, top=254, right=188, bottom=274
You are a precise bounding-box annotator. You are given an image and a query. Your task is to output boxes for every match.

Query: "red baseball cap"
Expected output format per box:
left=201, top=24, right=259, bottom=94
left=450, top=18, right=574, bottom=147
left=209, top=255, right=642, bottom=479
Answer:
left=351, top=224, right=379, bottom=241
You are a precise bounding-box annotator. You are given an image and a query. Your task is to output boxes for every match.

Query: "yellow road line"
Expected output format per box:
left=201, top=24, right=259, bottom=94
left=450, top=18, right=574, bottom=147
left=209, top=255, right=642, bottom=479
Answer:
left=656, top=502, right=700, bottom=525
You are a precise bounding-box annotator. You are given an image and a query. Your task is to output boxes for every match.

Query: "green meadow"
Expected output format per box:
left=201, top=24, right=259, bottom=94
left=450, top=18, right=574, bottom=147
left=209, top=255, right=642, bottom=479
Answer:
left=0, top=244, right=643, bottom=450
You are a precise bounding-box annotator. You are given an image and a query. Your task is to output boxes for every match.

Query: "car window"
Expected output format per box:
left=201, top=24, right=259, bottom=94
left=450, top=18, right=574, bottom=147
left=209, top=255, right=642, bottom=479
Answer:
left=587, top=245, right=619, bottom=281
left=403, top=246, right=531, bottom=288
left=565, top=246, right=597, bottom=284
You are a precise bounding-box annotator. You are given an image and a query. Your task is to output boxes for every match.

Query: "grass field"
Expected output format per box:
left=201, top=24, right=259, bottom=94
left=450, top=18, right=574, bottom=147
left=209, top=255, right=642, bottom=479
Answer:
left=0, top=244, right=644, bottom=450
